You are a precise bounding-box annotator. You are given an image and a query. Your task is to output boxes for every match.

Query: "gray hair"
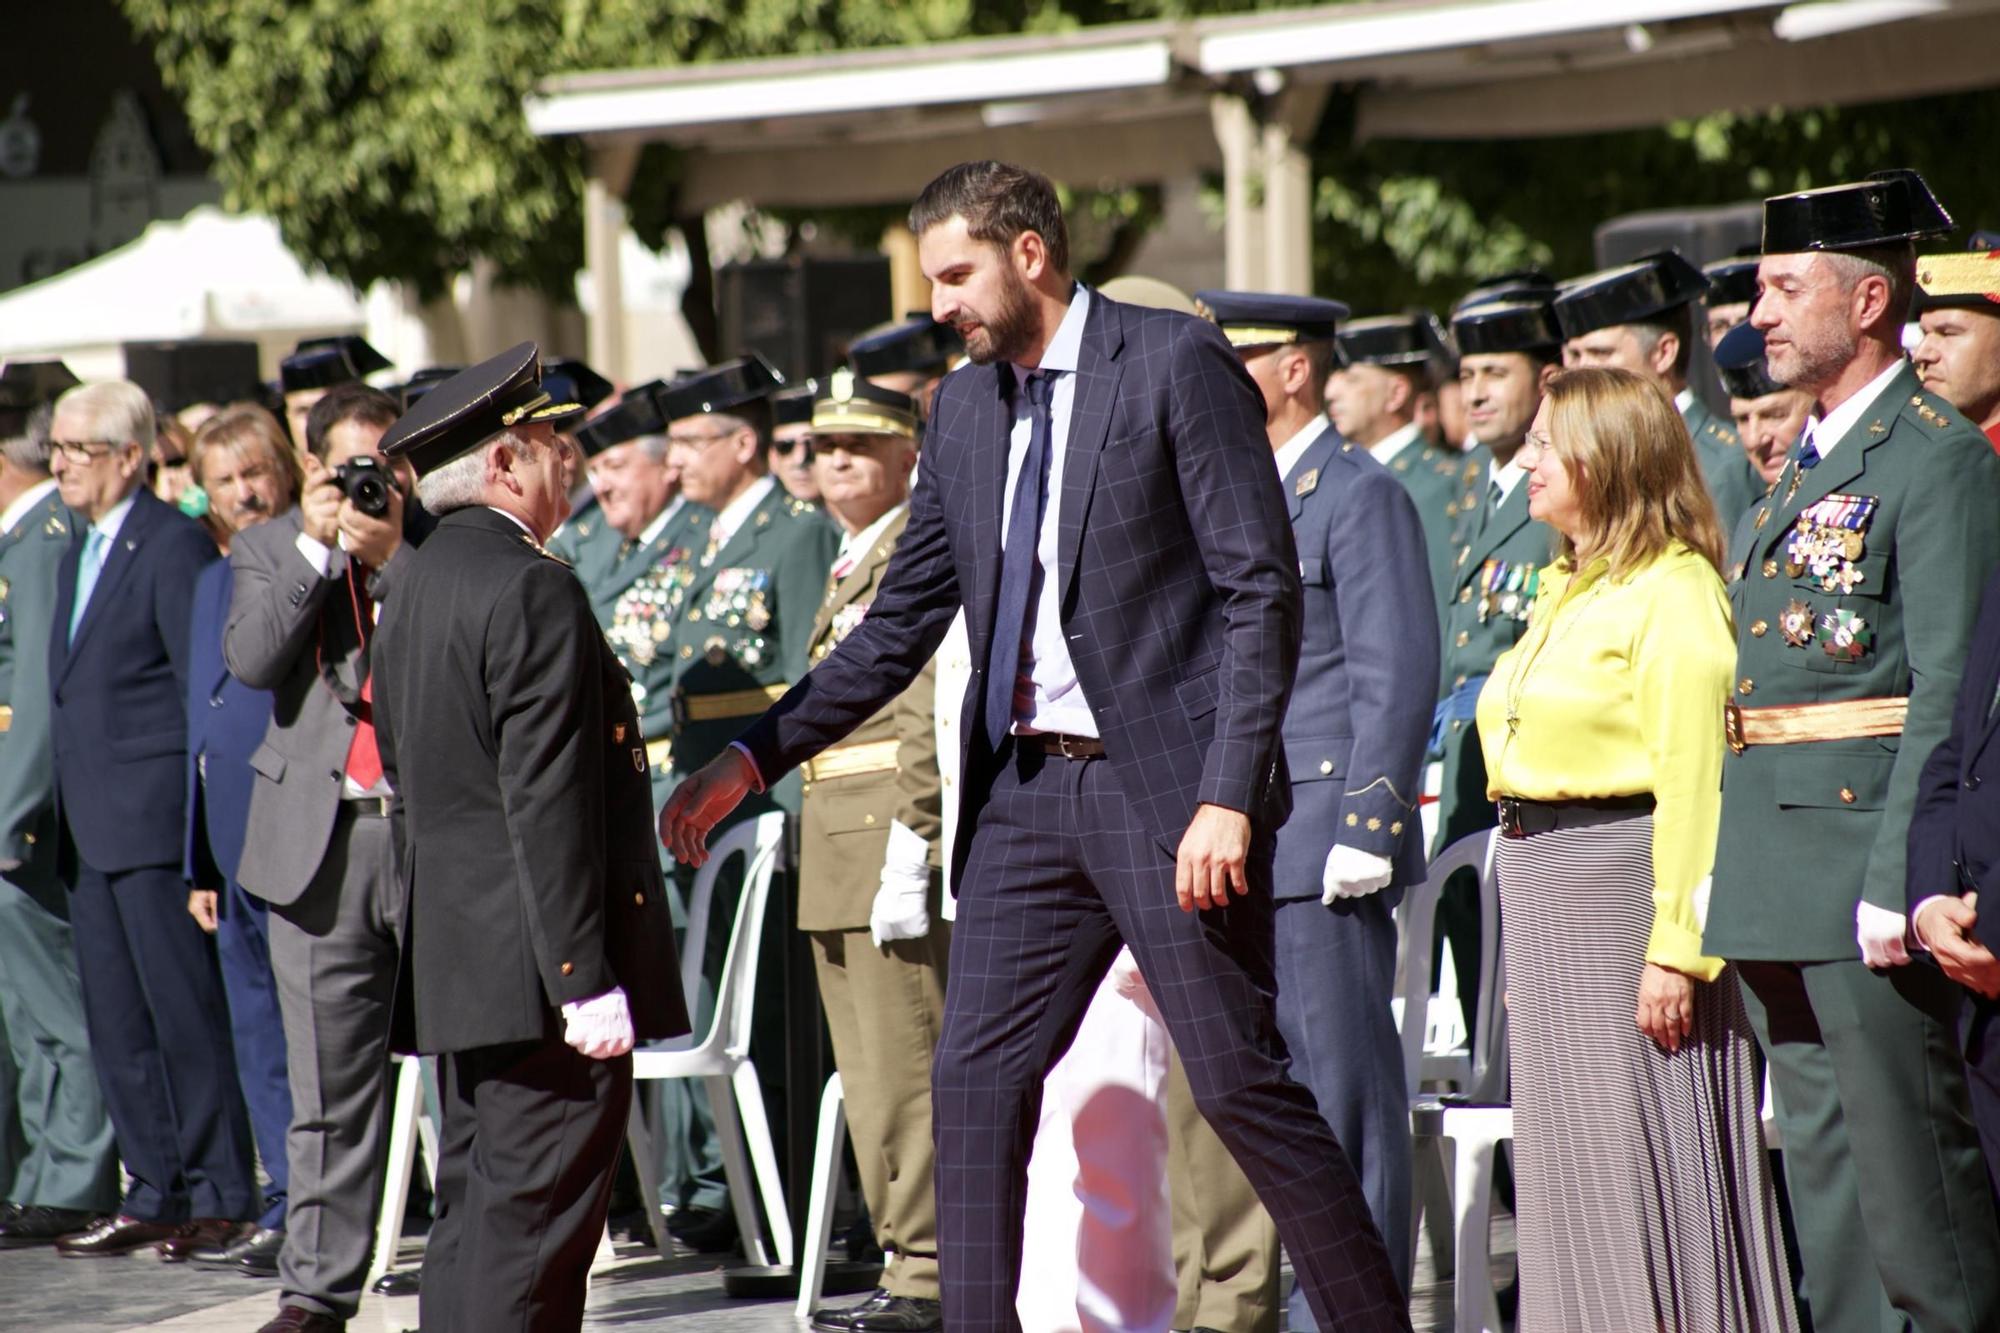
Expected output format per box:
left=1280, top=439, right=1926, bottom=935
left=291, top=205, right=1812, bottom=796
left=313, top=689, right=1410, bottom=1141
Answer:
left=633, top=433, right=669, bottom=464
left=52, top=380, right=155, bottom=453
left=415, top=429, right=535, bottom=514
left=1, top=404, right=54, bottom=474
left=1820, top=244, right=1916, bottom=330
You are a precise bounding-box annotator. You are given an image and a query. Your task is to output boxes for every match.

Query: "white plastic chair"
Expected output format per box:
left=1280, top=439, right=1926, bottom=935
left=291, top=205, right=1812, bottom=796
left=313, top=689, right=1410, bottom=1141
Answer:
left=793, top=1072, right=850, bottom=1316
left=625, top=811, right=794, bottom=1269
left=366, top=1052, right=439, bottom=1290
left=1399, top=829, right=1513, bottom=1333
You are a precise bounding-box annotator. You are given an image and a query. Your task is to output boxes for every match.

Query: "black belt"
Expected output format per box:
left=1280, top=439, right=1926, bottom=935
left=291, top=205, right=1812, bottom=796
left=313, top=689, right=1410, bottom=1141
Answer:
left=342, top=795, right=391, bottom=817
left=1023, top=732, right=1105, bottom=760
left=1495, top=793, right=1653, bottom=839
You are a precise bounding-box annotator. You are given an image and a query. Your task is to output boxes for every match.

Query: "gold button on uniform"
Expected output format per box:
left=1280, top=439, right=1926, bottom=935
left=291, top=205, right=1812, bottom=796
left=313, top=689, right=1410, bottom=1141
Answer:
left=1737, top=678, right=1754, bottom=696
left=1840, top=787, right=1856, bottom=805
left=1459, top=587, right=1472, bottom=603
left=863, top=814, right=876, bottom=825
left=1750, top=620, right=1768, bottom=637
left=560, top=962, right=574, bottom=976
left=1454, top=631, right=1470, bottom=647
left=634, top=893, right=645, bottom=905
left=1762, top=560, right=1779, bottom=579
left=1453, top=674, right=1467, bottom=689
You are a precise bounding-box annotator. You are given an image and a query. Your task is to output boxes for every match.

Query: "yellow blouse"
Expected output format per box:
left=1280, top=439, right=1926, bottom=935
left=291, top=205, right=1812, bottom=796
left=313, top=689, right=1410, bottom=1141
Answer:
left=1475, top=543, right=1734, bottom=981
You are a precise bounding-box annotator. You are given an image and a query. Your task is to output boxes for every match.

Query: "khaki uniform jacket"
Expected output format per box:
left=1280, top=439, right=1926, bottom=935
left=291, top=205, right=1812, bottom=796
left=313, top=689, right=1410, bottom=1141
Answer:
left=796, top=508, right=943, bottom=933
left=1706, top=365, right=2000, bottom=961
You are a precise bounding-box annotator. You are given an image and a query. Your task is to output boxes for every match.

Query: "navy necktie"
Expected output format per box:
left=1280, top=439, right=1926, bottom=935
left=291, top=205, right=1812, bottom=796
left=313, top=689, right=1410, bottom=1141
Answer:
left=983, top=371, right=1054, bottom=748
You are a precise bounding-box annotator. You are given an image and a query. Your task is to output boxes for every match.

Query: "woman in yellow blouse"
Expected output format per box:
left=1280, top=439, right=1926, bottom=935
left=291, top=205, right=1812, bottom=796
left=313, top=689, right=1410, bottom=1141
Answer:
left=1476, top=368, right=1797, bottom=1332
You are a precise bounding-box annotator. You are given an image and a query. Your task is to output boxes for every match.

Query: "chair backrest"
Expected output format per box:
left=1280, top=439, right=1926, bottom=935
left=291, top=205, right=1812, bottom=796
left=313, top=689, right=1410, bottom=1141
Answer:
left=1396, top=830, right=1502, bottom=1102
left=676, top=811, right=788, bottom=1058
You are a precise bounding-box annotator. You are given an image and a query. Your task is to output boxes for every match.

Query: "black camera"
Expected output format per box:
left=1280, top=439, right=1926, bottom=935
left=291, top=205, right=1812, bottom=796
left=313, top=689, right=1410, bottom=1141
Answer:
left=333, top=456, right=393, bottom=518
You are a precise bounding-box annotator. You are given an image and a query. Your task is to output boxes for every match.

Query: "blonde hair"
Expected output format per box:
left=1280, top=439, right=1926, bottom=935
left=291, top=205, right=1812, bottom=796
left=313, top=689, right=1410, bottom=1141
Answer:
left=1541, top=367, right=1724, bottom=578
left=192, top=403, right=304, bottom=505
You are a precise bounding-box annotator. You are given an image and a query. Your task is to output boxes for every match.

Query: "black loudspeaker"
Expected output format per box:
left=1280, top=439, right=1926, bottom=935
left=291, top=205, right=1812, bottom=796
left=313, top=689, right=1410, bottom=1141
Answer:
left=123, top=339, right=265, bottom=414
left=716, top=256, right=892, bottom=383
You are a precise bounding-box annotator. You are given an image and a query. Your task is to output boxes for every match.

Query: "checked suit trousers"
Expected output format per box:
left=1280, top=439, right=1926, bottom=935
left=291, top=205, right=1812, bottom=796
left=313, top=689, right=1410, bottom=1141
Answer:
left=936, top=741, right=1409, bottom=1332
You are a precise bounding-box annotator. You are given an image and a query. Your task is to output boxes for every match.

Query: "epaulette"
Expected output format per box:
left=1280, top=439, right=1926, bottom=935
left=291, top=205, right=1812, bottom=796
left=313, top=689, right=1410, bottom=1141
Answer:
left=520, top=533, right=572, bottom=567
left=785, top=496, right=818, bottom=517
left=1704, top=420, right=1740, bottom=445
left=1909, top=393, right=1952, bottom=432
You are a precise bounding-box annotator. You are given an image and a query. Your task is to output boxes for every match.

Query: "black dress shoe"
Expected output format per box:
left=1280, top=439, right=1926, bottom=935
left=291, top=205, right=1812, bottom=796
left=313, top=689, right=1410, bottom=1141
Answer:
left=668, top=1205, right=740, bottom=1254
left=371, top=1266, right=422, bottom=1296
left=233, top=1226, right=286, bottom=1275
left=158, top=1217, right=248, bottom=1262
left=189, top=1224, right=282, bottom=1268
left=0, top=1205, right=98, bottom=1248
left=55, top=1214, right=180, bottom=1257
left=255, top=1305, right=347, bottom=1333
left=849, top=1295, right=943, bottom=1331
left=810, top=1289, right=890, bottom=1331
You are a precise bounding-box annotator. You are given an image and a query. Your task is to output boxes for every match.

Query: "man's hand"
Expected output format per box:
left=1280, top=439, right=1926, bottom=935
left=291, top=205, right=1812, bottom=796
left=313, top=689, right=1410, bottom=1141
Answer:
left=186, top=888, right=219, bottom=934
left=1175, top=803, right=1252, bottom=913
left=1856, top=900, right=1913, bottom=969
left=659, top=747, right=759, bottom=867
left=300, top=458, right=343, bottom=547
left=561, top=987, right=635, bottom=1060
left=1636, top=961, right=1694, bottom=1054
left=1322, top=844, right=1393, bottom=904
left=338, top=480, right=405, bottom=571
left=1916, top=893, right=2000, bottom=999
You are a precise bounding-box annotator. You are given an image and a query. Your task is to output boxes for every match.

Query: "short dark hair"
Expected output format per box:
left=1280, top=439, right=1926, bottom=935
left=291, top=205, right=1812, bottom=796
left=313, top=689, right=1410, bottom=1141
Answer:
left=305, top=382, right=400, bottom=459
left=909, top=161, right=1070, bottom=276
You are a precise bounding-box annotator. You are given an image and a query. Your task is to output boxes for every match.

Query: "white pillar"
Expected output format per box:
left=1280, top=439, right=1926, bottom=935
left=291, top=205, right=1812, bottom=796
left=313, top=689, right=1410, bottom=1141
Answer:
left=584, top=143, right=640, bottom=381
left=1209, top=94, right=1263, bottom=292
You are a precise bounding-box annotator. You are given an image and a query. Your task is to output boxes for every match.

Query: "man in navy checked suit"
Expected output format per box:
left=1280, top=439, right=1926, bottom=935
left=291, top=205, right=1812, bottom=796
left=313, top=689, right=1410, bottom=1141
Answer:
left=665, top=161, right=1409, bottom=1332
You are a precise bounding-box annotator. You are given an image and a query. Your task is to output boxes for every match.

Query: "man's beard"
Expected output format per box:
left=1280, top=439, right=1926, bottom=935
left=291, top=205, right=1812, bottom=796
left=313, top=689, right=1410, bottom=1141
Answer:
left=1769, top=318, right=1857, bottom=393
left=960, top=269, right=1039, bottom=366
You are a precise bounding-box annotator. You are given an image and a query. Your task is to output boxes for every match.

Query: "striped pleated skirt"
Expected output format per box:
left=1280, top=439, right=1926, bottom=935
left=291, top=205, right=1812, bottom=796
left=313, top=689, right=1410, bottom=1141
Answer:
left=1496, top=811, right=1799, bottom=1333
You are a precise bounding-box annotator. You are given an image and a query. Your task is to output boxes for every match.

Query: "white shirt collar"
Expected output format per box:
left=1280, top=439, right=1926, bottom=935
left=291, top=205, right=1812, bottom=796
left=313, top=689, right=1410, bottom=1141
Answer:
left=1488, top=453, right=1530, bottom=505
left=0, top=477, right=58, bottom=536
left=1803, top=358, right=1907, bottom=461
left=1674, top=387, right=1696, bottom=414
left=837, top=502, right=907, bottom=566
left=1273, top=418, right=1328, bottom=481
left=712, top=474, right=776, bottom=547
left=639, top=492, right=686, bottom=547
left=89, top=490, right=139, bottom=543
left=1010, top=284, right=1090, bottom=387
left=485, top=506, right=535, bottom=538
left=1367, top=421, right=1423, bottom=466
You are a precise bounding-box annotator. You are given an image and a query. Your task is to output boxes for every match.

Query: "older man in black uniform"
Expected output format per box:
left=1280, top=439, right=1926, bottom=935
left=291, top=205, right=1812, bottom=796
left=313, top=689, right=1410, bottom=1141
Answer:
left=369, top=344, right=690, bottom=1333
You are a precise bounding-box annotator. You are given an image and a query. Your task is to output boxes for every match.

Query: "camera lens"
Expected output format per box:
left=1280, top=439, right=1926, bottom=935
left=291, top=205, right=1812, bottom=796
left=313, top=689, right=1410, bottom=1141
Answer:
left=348, top=472, right=390, bottom=517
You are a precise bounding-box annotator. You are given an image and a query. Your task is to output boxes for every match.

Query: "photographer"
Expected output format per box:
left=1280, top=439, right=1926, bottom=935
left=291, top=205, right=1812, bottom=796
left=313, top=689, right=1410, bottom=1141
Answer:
left=223, top=383, right=430, bottom=1333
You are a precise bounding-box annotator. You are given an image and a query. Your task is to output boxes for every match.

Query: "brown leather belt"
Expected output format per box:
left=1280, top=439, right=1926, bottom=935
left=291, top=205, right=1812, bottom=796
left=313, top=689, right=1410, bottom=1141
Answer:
left=1024, top=732, right=1105, bottom=760
left=1496, top=794, right=1654, bottom=839
left=1724, top=697, right=1908, bottom=755
left=0, top=705, right=12, bottom=732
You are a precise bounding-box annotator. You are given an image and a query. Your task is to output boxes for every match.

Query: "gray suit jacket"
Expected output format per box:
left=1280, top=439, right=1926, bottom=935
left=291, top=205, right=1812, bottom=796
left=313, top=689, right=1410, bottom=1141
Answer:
left=224, top=506, right=414, bottom=906
left=0, top=487, right=74, bottom=889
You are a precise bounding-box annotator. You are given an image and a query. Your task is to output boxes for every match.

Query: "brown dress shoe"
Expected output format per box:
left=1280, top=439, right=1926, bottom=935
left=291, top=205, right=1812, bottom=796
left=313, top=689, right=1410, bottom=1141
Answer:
left=54, top=1214, right=180, bottom=1257
left=157, top=1217, right=247, bottom=1261
left=256, top=1305, right=348, bottom=1332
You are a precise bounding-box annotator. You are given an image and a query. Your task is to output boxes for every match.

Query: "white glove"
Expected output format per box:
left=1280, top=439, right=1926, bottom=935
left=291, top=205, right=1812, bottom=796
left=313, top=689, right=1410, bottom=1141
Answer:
left=561, top=986, right=635, bottom=1060
left=1109, top=946, right=1161, bottom=1022
left=1322, top=843, right=1394, bottom=904
left=1856, top=900, right=1912, bottom=969
left=871, top=819, right=932, bottom=948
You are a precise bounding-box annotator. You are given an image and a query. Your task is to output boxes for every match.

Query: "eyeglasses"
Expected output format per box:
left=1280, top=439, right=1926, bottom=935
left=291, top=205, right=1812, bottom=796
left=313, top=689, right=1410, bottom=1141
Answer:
left=51, top=439, right=126, bottom=463
left=771, top=437, right=814, bottom=460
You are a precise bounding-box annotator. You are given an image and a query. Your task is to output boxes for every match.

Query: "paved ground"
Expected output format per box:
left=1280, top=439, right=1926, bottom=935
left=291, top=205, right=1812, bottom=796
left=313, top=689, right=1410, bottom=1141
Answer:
left=0, top=1213, right=1514, bottom=1331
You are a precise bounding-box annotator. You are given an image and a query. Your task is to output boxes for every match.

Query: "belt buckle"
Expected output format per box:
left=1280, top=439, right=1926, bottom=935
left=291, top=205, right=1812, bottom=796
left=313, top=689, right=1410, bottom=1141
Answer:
left=1055, top=733, right=1092, bottom=760
left=1723, top=701, right=1746, bottom=756
left=1496, top=797, right=1524, bottom=839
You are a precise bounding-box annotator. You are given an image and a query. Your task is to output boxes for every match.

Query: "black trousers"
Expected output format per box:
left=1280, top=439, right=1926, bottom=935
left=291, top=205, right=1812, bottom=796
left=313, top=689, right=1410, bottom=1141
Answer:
left=419, top=1036, right=632, bottom=1333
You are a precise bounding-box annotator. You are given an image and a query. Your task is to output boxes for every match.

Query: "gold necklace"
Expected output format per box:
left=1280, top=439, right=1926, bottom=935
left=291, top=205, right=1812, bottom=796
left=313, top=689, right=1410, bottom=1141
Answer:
left=1502, top=567, right=1611, bottom=738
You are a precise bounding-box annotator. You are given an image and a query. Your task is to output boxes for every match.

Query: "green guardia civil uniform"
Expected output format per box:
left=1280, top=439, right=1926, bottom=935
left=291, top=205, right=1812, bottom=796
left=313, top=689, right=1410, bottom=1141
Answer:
left=1684, top=392, right=1760, bottom=535
left=1706, top=363, right=2000, bottom=1333
left=661, top=479, right=839, bottom=817
left=1376, top=424, right=1481, bottom=603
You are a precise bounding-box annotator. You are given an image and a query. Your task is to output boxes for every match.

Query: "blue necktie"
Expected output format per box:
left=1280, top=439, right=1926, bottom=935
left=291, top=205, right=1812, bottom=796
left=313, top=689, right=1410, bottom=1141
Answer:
left=68, top=528, right=108, bottom=643
left=1795, top=433, right=1822, bottom=471
left=983, top=371, right=1054, bottom=748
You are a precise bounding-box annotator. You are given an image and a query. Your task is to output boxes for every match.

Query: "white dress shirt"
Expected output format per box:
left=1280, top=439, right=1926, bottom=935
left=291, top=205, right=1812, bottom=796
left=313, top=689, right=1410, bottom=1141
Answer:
left=639, top=493, right=686, bottom=547
left=1274, top=418, right=1327, bottom=482
left=1800, top=358, right=1906, bottom=463
left=1488, top=453, right=1530, bottom=506
left=1367, top=421, right=1423, bottom=468
left=1002, top=283, right=1096, bottom=738
left=707, top=475, right=775, bottom=555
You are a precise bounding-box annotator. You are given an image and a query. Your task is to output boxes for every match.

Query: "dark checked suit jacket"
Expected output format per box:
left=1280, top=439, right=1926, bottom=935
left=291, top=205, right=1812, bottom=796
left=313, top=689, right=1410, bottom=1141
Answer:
left=50, top=487, right=218, bottom=873
left=1910, top=562, right=2000, bottom=957
left=370, top=506, right=689, bottom=1054
left=738, top=288, right=1303, bottom=878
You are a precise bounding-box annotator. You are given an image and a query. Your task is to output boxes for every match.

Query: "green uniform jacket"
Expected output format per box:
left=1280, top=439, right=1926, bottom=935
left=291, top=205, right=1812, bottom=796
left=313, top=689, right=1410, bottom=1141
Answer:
left=796, top=508, right=944, bottom=933
left=1686, top=395, right=1759, bottom=535
left=1381, top=433, right=1481, bottom=604
left=553, top=498, right=711, bottom=744
left=1706, top=364, right=2000, bottom=961
left=662, top=481, right=839, bottom=811
left=0, top=490, right=72, bottom=886
left=1431, top=448, right=1556, bottom=854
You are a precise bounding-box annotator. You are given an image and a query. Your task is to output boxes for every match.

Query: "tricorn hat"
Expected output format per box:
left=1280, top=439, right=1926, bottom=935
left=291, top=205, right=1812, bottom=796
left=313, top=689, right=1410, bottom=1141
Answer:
left=280, top=334, right=391, bottom=395
left=1553, top=250, right=1708, bottom=341
left=573, top=379, right=672, bottom=458
left=774, top=379, right=821, bottom=429
left=1452, top=294, right=1562, bottom=357
left=655, top=354, right=785, bottom=424
left=847, top=316, right=962, bottom=379
left=1337, top=311, right=1450, bottom=372
left=1761, top=168, right=1953, bottom=255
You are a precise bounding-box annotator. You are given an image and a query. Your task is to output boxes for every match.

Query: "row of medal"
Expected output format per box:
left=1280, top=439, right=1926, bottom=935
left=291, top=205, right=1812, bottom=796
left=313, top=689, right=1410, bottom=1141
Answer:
left=1777, top=599, right=1874, bottom=663
left=1475, top=559, right=1538, bottom=624
left=607, top=547, right=696, bottom=668
left=1783, top=494, right=1878, bottom=595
